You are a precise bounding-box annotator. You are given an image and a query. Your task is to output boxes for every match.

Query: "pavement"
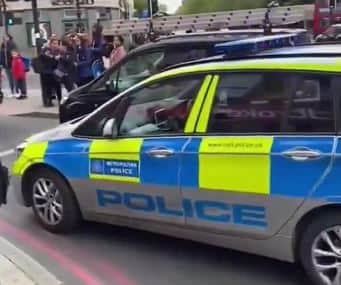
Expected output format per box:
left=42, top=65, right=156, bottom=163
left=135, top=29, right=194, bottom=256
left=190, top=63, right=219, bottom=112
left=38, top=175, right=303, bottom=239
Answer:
left=0, top=237, right=61, bottom=285
left=0, top=72, right=59, bottom=118
left=0, top=90, right=58, bottom=118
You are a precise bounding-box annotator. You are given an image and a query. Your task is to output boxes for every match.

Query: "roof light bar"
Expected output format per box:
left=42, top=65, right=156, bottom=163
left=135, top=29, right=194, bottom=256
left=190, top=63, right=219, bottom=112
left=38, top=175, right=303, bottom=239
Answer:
left=214, top=33, right=307, bottom=58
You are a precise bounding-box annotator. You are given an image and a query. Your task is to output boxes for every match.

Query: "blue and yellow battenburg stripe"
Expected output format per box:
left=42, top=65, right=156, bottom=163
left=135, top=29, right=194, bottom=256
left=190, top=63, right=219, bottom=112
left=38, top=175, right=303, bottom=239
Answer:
left=12, top=136, right=334, bottom=198
left=13, top=136, right=274, bottom=193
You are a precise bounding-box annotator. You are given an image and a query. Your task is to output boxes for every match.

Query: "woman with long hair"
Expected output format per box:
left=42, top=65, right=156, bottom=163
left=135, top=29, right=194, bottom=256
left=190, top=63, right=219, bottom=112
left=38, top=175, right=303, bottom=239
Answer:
left=109, top=35, right=127, bottom=67
left=57, top=35, right=77, bottom=92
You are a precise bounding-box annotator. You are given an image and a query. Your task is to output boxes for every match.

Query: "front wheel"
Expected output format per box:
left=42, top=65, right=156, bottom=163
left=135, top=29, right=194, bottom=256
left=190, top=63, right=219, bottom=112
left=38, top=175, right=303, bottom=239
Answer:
left=300, top=211, right=341, bottom=285
left=30, top=168, right=81, bottom=233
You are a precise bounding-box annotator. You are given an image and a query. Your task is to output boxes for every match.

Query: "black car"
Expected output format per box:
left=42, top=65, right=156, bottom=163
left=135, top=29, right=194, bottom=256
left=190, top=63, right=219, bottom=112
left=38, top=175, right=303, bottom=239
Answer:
left=0, top=161, right=9, bottom=206
left=59, top=35, right=241, bottom=123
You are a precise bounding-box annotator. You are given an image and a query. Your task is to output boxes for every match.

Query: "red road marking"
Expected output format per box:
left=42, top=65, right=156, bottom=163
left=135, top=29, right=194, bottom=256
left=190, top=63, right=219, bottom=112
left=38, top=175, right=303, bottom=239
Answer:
left=0, top=219, right=138, bottom=285
left=90, top=259, right=139, bottom=285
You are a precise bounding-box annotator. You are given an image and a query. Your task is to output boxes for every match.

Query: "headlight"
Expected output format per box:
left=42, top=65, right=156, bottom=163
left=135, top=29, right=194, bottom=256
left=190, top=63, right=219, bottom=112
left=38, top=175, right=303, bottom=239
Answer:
left=16, top=142, right=27, bottom=158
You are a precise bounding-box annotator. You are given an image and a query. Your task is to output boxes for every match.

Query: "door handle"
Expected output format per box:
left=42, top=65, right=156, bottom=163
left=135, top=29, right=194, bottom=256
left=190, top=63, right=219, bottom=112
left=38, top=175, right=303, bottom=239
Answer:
left=146, top=148, right=175, bottom=158
left=282, top=149, right=321, bottom=162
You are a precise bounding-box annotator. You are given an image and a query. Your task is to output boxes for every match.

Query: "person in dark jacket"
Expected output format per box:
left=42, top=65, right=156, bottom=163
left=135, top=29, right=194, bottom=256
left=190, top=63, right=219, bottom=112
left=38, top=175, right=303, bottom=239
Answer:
left=0, top=34, right=17, bottom=96
left=40, top=37, right=62, bottom=107
left=57, top=36, right=77, bottom=92
left=0, top=160, right=8, bottom=206
left=91, top=23, right=107, bottom=58
left=75, top=35, right=94, bottom=86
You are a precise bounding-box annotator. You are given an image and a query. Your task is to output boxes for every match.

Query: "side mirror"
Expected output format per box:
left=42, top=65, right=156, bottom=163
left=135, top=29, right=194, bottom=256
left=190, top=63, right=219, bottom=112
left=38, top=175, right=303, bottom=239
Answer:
left=103, top=118, right=118, bottom=139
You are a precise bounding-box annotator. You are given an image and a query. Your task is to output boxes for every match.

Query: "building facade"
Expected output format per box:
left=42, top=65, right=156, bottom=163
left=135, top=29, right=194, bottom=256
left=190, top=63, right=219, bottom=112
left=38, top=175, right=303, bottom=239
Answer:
left=4, top=0, right=134, bottom=55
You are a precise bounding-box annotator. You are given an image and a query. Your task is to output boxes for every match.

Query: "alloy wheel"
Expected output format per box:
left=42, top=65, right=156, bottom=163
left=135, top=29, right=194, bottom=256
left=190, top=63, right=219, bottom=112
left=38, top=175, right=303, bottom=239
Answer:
left=32, top=178, right=63, bottom=226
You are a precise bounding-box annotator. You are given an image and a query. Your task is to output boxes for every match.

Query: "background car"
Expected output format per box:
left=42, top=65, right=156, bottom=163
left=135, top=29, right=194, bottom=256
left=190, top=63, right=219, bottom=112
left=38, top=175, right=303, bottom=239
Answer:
left=59, top=35, right=236, bottom=123
left=59, top=30, right=309, bottom=124
left=315, top=23, right=341, bottom=42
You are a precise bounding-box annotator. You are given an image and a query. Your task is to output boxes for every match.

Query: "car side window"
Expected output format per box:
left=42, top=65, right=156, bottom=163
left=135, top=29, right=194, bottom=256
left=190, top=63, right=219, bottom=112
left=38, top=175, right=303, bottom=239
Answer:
left=115, top=51, right=165, bottom=92
left=208, top=72, right=335, bottom=134
left=159, top=48, right=209, bottom=69
left=117, top=76, right=204, bottom=137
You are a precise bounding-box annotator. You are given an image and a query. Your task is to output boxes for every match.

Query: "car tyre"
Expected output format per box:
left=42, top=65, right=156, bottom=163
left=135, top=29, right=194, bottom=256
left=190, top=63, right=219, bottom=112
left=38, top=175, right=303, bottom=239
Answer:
left=30, top=168, right=81, bottom=233
left=299, top=210, right=341, bottom=285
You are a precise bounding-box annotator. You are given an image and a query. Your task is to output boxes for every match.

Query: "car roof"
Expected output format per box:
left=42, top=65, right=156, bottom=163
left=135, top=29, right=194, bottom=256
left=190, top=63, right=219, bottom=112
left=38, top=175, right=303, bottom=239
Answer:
left=167, top=43, right=341, bottom=71
left=146, top=56, right=341, bottom=85
left=128, top=35, right=250, bottom=55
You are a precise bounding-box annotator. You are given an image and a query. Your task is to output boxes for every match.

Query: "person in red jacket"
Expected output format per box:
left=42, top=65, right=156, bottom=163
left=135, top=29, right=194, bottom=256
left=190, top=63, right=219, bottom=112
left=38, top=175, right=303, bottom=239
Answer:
left=11, top=50, right=26, bottom=100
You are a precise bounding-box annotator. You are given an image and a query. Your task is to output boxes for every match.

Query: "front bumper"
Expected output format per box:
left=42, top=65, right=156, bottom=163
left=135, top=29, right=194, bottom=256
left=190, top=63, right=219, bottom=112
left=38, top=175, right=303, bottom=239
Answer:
left=0, top=164, right=9, bottom=206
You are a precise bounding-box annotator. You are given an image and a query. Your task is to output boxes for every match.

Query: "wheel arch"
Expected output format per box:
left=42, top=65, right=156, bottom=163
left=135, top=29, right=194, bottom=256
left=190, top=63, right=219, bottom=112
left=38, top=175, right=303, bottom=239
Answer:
left=21, top=163, right=79, bottom=209
left=293, top=203, right=341, bottom=262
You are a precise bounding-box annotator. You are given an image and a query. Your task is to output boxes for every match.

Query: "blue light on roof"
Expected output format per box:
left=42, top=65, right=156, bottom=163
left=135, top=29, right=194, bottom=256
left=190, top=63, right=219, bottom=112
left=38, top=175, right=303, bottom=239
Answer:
left=214, top=33, right=307, bottom=58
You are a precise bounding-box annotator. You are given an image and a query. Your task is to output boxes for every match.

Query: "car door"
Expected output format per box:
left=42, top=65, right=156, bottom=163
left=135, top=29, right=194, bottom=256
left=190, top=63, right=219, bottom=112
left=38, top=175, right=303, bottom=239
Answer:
left=86, top=74, right=211, bottom=225
left=180, top=72, right=336, bottom=239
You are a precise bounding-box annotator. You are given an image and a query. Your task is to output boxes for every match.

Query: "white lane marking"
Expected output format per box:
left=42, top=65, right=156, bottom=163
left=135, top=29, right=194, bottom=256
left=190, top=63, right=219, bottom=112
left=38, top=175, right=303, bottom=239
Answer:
left=0, top=149, right=14, bottom=158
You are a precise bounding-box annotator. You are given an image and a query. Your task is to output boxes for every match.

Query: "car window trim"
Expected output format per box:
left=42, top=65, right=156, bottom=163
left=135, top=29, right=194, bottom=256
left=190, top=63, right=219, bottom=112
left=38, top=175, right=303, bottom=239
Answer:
left=90, top=48, right=166, bottom=93
left=117, top=74, right=208, bottom=137
left=72, top=73, right=210, bottom=139
left=195, top=70, right=338, bottom=136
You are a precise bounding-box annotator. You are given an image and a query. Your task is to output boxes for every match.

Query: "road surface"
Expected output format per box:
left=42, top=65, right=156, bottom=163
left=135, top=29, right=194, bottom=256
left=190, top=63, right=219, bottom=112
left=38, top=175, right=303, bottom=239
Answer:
left=0, top=115, right=310, bottom=285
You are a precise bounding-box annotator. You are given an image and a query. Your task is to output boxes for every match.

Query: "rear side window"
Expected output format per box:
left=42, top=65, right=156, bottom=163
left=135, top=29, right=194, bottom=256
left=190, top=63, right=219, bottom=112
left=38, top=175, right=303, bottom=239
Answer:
left=208, top=72, right=335, bottom=134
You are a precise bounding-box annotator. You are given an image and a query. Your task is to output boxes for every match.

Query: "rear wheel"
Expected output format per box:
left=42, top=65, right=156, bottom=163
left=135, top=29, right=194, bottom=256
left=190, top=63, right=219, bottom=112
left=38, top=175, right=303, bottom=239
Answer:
left=300, top=211, right=341, bottom=285
left=30, top=168, right=80, bottom=233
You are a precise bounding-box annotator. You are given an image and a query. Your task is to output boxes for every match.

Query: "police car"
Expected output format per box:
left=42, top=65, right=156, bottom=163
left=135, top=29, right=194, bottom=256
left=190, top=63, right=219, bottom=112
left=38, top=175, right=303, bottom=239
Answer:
left=12, top=43, right=341, bottom=285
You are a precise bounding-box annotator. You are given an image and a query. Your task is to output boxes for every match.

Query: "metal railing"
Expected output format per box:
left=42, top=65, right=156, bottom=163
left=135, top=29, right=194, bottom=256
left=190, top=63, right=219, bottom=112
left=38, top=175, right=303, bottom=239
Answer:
left=103, top=4, right=314, bottom=36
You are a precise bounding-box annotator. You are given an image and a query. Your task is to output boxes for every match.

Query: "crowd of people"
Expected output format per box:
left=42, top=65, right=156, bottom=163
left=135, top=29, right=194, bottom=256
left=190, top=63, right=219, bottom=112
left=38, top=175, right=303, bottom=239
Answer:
left=0, top=24, right=128, bottom=107
left=36, top=24, right=127, bottom=107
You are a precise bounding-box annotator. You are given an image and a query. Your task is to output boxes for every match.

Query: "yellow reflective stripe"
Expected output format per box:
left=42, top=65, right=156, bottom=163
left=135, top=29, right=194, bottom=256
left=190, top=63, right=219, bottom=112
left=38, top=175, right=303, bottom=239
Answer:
left=196, top=75, right=220, bottom=133
left=199, top=137, right=274, bottom=195
left=143, top=58, right=341, bottom=85
left=90, top=174, right=140, bottom=184
left=184, top=75, right=212, bottom=133
left=12, top=142, right=48, bottom=176
left=89, top=139, right=143, bottom=183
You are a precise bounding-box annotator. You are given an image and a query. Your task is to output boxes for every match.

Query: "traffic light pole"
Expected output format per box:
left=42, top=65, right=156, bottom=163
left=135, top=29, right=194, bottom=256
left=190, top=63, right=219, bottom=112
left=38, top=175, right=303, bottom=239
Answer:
left=0, top=0, right=7, bottom=68
left=2, top=2, right=8, bottom=35
left=76, top=0, right=82, bottom=33
left=31, top=0, right=41, bottom=54
left=149, top=0, right=153, bottom=19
